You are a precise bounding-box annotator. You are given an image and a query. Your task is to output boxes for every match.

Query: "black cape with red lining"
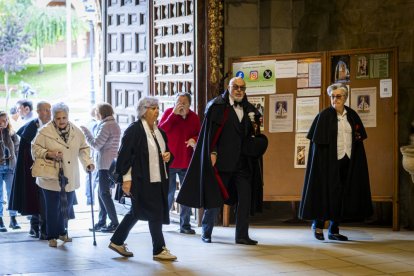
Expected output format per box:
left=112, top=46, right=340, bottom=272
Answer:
left=176, top=90, right=265, bottom=214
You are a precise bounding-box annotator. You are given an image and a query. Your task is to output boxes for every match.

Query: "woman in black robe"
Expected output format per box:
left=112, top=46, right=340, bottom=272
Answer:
left=299, top=83, right=373, bottom=241
left=108, top=97, right=177, bottom=261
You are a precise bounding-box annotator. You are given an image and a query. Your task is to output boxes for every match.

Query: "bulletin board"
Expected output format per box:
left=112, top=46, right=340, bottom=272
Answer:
left=228, top=48, right=399, bottom=230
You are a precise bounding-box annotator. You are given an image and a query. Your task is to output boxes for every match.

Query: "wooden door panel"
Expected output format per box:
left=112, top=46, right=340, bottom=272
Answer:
left=104, top=0, right=148, bottom=130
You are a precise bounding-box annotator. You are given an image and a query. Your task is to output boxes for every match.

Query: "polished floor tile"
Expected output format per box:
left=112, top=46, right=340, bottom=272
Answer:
left=1, top=209, right=414, bottom=275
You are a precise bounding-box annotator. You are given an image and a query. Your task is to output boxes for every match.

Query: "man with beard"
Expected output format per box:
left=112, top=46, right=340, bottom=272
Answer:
left=177, top=77, right=267, bottom=245
left=9, top=101, right=51, bottom=239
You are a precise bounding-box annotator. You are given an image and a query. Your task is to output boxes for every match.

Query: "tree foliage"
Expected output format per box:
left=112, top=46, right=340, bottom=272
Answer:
left=25, top=6, right=86, bottom=72
left=0, top=0, right=31, bottom=108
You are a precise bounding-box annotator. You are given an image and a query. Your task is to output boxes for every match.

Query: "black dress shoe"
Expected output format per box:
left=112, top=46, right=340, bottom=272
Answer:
left=201, top=236, right=211, bottom=243
left=235, top=238, right=258, bottom=245
left=29, top=228, right=40, bottom=238
left=180, top=229, right=196, bottom=235
left=89, top=223, right=105, bottom=232
left=100, top=223, right=119, bottom=233
left=328, top=233, right=348, bottom=241
left=313, top=229, right=325, bottom=241
left=9, top=216, right=21, bottom=230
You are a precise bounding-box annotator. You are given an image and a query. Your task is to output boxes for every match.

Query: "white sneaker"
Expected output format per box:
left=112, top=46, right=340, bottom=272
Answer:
left=108, top=242, right=134, bottom=257
left=59, top=234, right=72, bottom=243
left=48, top=239, right=57, bottom=247
left=153, top=247, right=177, bottom=261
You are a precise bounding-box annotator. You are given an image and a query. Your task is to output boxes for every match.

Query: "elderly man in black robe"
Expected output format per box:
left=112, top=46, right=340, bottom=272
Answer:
left=9, top=101, right=51, bottom=239
left=177, top=77, right=267, bottom=245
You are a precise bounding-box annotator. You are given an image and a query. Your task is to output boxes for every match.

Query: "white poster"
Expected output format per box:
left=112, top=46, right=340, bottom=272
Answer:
left=294, top=133, right=310, bottom=169
left=380, top=79, right=392, bottom=98
left=296, top=97, right=320, bottom=132
left=308, top=62, right=322, bottom=87
left=297, top=88, right=321, bottom=97
left=233, top=60, right=276, bottom=95
left=297, top=61, right=309, bottom=75
left=275, top=60, right=298, bottom=78
left=269, top=94, right=294, bottom=133
left=350, top=87, right=377, bottom=127
left=248, top=96, right=265, bottom=131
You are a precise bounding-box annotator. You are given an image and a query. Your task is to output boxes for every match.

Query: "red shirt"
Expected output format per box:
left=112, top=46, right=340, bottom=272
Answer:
left=158, top=108, right=201, bottom=169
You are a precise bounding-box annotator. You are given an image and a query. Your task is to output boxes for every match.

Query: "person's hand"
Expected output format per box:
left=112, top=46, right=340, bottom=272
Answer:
left=122, top=180, right=132, bottom=196
left=80, top=126, right=88, bottom=133
left=162, top=152, right=171, bottom=162
left=47, top=151, right=63, bottom=161
left=86, top=164, right=95, bottom=172
left=185, top=138, right=196, bottom=148
left=210, top=152, right=217, bottom=166
left=173, top=103, right=185, bottom=115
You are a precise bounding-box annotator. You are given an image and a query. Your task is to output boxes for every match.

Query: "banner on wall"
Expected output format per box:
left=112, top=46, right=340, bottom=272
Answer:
left=233, top=60, right=276, bottom=95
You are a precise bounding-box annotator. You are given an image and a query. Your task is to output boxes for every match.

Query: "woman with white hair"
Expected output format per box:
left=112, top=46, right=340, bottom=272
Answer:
left=299, top=83, right=372, bottom=241
left=108, top=96, right=176, bottom=261
left=32, top=102, right=94, bottom=247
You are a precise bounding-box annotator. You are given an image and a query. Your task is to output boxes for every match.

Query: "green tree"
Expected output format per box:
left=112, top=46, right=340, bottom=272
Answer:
left=25, top=6, right=86, bottom=72
left=0, top=1, right=31, bottom=109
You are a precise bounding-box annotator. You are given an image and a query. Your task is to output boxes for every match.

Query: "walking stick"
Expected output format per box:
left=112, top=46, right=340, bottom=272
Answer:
left=88, top=170, right=97, bottom=246
left=58, top=160, right=69, bottom=239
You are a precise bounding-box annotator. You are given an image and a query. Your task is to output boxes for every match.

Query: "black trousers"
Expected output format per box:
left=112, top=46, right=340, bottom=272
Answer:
left=221, top=168, right=252, bottom=239
left=110, top=210, right=165, bottom=255
left=30, top=189, right=47, bottom=237
left=313, top=155, right=350, bottom=233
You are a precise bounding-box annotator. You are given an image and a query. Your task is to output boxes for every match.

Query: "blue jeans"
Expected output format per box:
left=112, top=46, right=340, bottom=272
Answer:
left=0, top=165, right=16, bottom=217
left=168, top=168, right=192, bottom=231
left=201, top=208, right=220, bottom=238
left=97, top=170, right=118, bottom=226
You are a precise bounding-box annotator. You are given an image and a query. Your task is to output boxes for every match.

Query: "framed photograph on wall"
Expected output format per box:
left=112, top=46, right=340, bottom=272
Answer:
left=331, top=55, right=350, bottom=83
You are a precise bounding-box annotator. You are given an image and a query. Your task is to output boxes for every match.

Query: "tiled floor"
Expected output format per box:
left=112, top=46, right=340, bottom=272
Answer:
left=1, top=209, right=414, bottom=276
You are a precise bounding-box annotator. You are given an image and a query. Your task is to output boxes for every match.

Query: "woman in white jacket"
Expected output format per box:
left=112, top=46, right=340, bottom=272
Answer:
left=32, top=102, right=94, bottom=247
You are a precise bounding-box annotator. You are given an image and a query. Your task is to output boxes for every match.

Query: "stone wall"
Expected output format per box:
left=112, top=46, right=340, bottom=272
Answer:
left=224, top=0, right=414, bottom=228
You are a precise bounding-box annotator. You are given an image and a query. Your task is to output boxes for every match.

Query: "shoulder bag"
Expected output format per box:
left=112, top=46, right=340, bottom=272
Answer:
left=31, top=157, right=59, bottom=179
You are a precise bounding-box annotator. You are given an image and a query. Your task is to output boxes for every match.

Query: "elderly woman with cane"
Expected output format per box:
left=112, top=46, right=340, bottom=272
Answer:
left=32, top=102, right=94, bottom=247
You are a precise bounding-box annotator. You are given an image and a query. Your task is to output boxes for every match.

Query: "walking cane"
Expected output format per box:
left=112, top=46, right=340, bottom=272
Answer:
left=88, top=171, right=97, bottom=246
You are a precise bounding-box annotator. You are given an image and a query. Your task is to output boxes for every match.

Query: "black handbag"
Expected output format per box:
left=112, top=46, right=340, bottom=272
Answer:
left=108, top=159, right=121, bottom=185
left=108, top=159, right=129, bottom=204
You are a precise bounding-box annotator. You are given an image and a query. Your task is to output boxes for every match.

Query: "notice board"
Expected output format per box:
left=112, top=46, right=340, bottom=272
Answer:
left=228, top=48, right=399, bottom=229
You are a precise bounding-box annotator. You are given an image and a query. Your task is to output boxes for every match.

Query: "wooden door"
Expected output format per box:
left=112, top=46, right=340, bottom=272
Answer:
left=102, top=0, right=148, bottom=130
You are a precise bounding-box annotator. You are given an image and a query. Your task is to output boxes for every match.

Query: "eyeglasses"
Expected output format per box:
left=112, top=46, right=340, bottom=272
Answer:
left=231, top=84, right=247, bottom=92
left=330, top=94, right=344, bottom=100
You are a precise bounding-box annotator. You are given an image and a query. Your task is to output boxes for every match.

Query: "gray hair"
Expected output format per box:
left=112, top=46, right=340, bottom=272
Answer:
left=36, top=101, right=50, bottom=111
left=228, top=76, right=244, bottom=86
left=327, top=83, right=348, bottom=100
left=136, top=97, right=159, bottom=119
left=52, top=102, right=69, bottom=118
left=175, top=92, right=192, bottom=105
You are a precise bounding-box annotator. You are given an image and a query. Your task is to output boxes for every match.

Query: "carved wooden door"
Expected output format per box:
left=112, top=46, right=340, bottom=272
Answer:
left=103, top=0, right=148, bottom=130
left=151, top=0, right=195, bottom=111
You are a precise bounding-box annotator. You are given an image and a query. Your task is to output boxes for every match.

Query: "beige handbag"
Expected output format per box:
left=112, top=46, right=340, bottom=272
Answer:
left=31, top=157, right=59, bottom=179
